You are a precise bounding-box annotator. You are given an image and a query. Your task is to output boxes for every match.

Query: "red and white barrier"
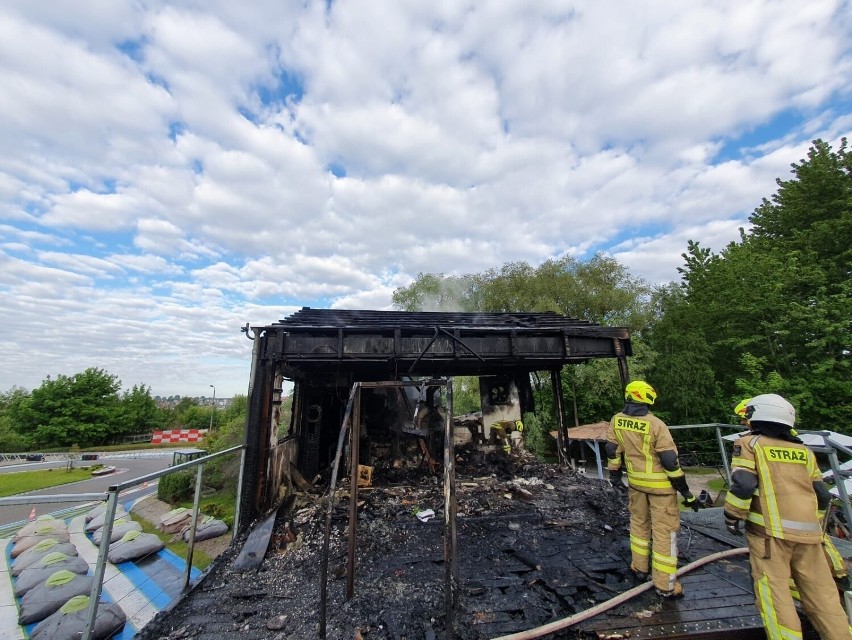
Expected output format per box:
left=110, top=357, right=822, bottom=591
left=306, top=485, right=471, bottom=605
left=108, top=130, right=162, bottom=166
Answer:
left=151, top=429, right=208, bottom=444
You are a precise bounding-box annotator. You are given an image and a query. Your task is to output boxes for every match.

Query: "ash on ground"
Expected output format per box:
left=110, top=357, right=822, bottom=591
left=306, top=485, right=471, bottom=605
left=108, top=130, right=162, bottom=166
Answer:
left=138, top=449, right=638, bottom=640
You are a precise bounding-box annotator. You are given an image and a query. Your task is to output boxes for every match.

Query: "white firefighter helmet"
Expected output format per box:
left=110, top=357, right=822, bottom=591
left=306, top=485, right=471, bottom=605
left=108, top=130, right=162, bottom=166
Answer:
left=745, top=393, right=796, bottom=428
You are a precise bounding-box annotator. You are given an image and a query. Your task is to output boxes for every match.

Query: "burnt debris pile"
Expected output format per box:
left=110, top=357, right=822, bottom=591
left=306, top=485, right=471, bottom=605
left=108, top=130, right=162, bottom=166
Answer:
left=139, top=454, right=637, bottom=640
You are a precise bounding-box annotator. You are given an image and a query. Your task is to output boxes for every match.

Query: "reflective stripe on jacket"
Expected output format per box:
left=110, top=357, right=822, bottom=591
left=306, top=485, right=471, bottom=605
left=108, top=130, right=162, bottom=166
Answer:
left=606, top=411, right=678, bottom=496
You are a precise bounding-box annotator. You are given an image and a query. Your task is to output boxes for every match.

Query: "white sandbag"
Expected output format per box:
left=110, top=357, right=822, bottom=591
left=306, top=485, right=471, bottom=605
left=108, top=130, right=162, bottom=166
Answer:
left=14, top=552, right=90, bottom=596
left=14, top=516, right=67, bottom=542
left=12, top=540, right=78, bottom=576
left=85, top=506, right=128, bottom=533
left=183, top=515, right=229, bottom=542
left=31, top=595, right=126, bottom=640
left=11, top=531, right=71, bottom=558
left=18, top=570, right=94, bottom=625
left=91, top=518, right=142, bottom=545
left=107, top=530, right=164, bottom=564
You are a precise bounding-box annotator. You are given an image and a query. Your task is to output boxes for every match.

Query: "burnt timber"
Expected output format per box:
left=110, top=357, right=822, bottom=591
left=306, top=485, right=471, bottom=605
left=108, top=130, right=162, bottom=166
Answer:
left=237, top=308, right=633, bottom=531
left=136, top=461, right=829, bottom=640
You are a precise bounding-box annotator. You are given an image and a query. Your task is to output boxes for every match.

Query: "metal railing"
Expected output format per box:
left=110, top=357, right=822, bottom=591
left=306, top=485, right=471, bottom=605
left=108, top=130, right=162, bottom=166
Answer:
left=667, top=422, right=744, bottom=488
left=584, top=422, right=852, bottom=529
left=0, top=444, right=245, bottom=640
left=0, top=450, right=175, bottom=463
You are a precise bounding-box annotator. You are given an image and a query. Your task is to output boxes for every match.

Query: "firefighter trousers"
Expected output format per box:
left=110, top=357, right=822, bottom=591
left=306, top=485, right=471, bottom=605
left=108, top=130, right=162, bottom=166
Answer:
left=746, top=533, right=852, bottom=640
left=627, top=488, right=681, bottom=593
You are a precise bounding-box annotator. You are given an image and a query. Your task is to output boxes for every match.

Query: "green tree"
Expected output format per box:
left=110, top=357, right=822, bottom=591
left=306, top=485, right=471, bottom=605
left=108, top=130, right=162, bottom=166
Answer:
left=117, top=384, right=165, bottom=437
left=203, top=394, right=248, bottom=490
left=163, top=397, right=212, bottom=430
left=645, top=284, right=720, bottom=426
left=452, top=377, right=481, bottom=415
left=394, top=253, right=653, bottom=332
left=660, top=138, right=851, bottom=430
left=0, top=387, right=32, bottom=450
left=13, top=368, right=122, bottom=448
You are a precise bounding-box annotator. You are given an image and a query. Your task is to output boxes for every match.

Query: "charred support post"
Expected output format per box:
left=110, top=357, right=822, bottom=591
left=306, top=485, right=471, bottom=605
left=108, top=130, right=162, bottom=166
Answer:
left=443, top=378, right=458, bottom=635
left=319, top=387, right=358, bottom=639
left=237, top=327, right=269, bottom=533
left=612, top=337, right=630, bottom=389
left=346, top=388, right=362, bottom=599
left=551, top=369, right=568, bottom=466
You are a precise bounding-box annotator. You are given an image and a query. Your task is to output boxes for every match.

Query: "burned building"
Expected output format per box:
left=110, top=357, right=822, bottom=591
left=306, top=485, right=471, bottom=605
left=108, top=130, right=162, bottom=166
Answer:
left=136, top=309, right=814, bottom=640
left=237, top=308, right=631, bottom=532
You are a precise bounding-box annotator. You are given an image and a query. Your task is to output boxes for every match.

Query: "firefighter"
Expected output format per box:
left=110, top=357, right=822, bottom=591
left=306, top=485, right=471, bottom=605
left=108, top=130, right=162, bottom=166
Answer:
left=491, top=419, right=524, bottom=454
left=723, top=394, right=852, bottom=640
left=606, top=381, right=699, bottom=598
left=734, top=397, right=851, bottom=592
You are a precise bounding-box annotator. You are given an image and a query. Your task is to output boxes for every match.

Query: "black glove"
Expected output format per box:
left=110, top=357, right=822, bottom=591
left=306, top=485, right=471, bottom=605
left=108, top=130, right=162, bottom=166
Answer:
left=609, top=468, right=626, bottom=491
left=681, top=493, right=701, bottom=512
left=724, top=512, right=742, bottom=536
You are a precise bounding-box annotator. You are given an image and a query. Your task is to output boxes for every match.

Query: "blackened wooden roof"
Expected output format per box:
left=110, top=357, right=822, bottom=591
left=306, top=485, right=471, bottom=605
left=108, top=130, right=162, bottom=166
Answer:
left=253, top=308, right=631, bottom=377
left=277, top=308, right=610, bottom=331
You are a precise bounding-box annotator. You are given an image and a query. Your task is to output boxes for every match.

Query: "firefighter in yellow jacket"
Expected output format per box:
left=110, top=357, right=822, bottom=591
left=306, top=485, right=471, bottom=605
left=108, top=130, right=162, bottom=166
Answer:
left=606, top=381, right=699, bottom=598
left=734, top=398, right=850, bottom=592
left=724, top=394, right=852, bottom=640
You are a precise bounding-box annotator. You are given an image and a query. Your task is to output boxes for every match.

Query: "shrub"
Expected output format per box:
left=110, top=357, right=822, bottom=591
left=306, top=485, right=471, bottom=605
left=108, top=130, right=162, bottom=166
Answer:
left=523, top=411, right=556, bottom=459
left=158, top=470, right=195, bottom=504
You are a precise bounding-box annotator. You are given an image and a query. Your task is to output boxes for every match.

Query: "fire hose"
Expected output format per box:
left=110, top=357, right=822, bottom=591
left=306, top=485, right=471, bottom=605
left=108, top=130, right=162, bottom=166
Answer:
left=492, top=546, right=749, bottom=640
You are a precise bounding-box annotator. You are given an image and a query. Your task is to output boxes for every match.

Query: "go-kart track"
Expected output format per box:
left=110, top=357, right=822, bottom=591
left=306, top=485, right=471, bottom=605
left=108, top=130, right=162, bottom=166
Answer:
left=0, top=453, right=201, bottom=639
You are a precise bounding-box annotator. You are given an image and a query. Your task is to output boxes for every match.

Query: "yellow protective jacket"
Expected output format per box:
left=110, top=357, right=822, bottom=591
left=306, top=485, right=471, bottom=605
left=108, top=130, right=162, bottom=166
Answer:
left=724, top=433, right=825, bottom=543
left=605, top=410, right=683, bottom=495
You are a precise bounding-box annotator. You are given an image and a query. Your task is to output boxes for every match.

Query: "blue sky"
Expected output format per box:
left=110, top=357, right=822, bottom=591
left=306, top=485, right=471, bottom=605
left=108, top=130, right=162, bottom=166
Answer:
left=1, top=1, right=850, bottom=397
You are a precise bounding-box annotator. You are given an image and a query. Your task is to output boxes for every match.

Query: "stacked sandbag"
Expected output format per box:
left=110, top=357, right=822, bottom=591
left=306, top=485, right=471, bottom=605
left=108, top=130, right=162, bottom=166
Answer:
left=85, top=506, right=129, bottom=533
left=31, top=595, right=126, bottom=640
left=158, top=507, right=192, bottom=534
left=14, top=552, right=90, bottom=596
left=12, top=539, right=79, bottom=576
left=108, top=530, right=164, bottom=564
left=91, top=517, right=142, bottom=545
left=11, top=520, right=71, bottom=557
left=84, top=503, right=112, bottom=523
left=14, top=516, right=66, bottom=541
left=18, top=569, right=94, bottom=625
left=183, top=515, right=229, bottom=542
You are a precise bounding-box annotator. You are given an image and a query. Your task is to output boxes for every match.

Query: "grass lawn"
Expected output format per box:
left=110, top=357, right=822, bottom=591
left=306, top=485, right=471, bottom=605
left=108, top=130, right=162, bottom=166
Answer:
left=0, top=468, right=97, bottom=498
left=135, top=517, right=213, bottom=570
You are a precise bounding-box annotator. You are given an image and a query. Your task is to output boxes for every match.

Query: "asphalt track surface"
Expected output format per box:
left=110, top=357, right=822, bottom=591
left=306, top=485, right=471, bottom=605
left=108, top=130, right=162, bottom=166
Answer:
left=0, top=454, right=172, bottom=527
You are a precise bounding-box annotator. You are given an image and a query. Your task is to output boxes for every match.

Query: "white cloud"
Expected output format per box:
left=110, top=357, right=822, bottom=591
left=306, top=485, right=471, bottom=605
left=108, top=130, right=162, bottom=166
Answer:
left=0, top=0, right=849, bottom=395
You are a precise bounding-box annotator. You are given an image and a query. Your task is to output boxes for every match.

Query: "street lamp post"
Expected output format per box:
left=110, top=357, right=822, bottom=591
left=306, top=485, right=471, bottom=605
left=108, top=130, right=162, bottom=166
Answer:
left=209, top=384, right=216, bottom=431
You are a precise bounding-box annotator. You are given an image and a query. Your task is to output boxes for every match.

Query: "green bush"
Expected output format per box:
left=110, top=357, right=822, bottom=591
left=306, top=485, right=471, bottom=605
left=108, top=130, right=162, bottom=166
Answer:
left=523, top=411, right=555, bottom=459
left=158, top=470, right=195, bottom=504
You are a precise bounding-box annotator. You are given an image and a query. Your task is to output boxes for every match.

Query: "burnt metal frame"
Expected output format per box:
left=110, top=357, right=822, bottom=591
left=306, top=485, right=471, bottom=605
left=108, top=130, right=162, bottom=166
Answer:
left=319, top=379, right=456, bottom=639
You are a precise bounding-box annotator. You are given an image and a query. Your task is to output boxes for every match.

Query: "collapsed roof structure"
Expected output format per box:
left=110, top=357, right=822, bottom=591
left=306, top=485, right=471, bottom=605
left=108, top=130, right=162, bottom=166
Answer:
left=227, top=308, right=632, bottom=637
left=237, top=308, right=633, bottom=531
